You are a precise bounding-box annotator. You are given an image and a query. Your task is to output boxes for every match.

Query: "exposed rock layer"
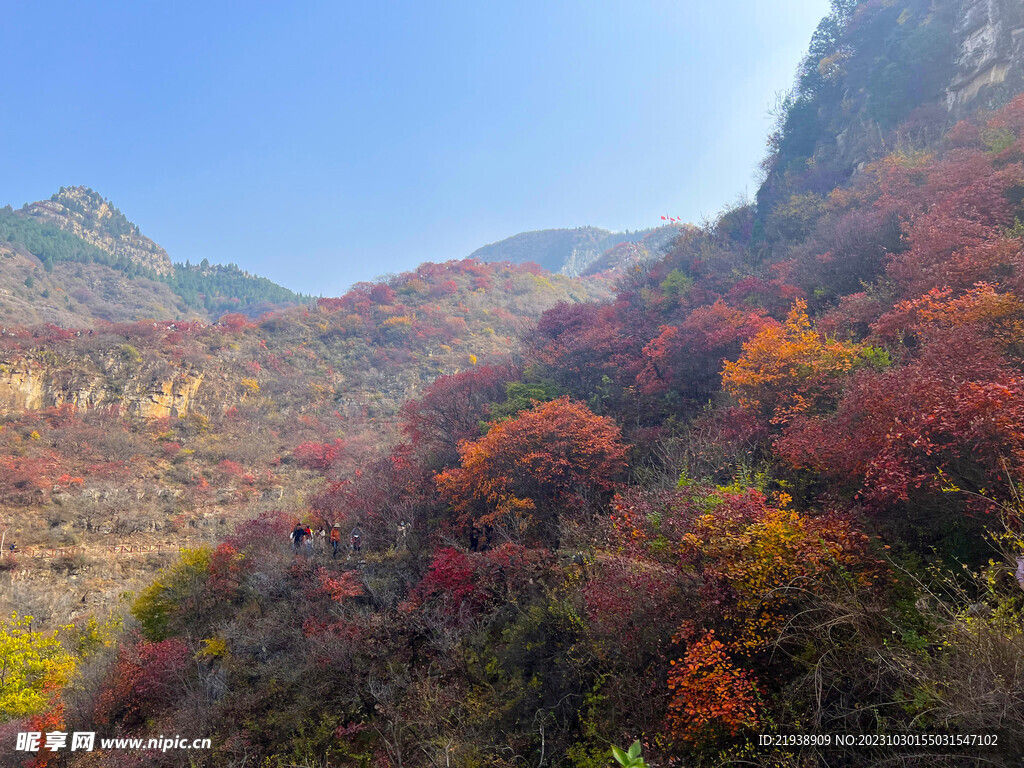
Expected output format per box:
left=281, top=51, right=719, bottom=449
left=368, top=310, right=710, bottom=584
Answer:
left=21, top=186, right=174, bottom=276
left=947, top=0, right=1024, bottom=114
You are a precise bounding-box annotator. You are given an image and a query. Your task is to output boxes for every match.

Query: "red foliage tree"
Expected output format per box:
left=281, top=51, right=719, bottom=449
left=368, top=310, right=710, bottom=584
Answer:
left=528, top=302, right=648, bottom=408
left=95, top=637, right=191, bottom=728
left=436, top=397, right=627, bottom=545
left=314, top=568, right=364, bottom=602
left=665, top=631, right=760, bottom=744
left=637, top=301, right=774, bottom=399
left=405, top=544, right=554, bottom=616
left=399, top=363, right=517, bottom=467
left=293, top=439, right=345, bottom=472
left=779, top=285, right=1024, bottom=505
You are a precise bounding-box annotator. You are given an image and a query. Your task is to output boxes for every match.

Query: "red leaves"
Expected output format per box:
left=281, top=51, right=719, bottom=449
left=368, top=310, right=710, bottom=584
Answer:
left=779, top=286, right=1024, bottom=505
left=779, top=352, right=1024, bottom=505
left=436, top=397, right=627, bottom=543
left=407, top=547, right=487, bottom=614
left=874, top=145, right=1024, bottom=298
left=529, top=301, right=647, bottom=402
left=369, top=284, right=397, bottom=305
left=218, top=313, right=255, bottom=332
left=293, top=439, right=345, bottom=471
left=399, top=363, right=517, bottom=465
left=665, top=631, right=760, bottom=743
left=21, top=699, right=67, bottom=768
left=95, top=637, right=191, bottom=727
left=636, top=302, right=775, bottom=396
left=224, top=510, right=293, bottom=550
left=407, top=544, right=553, bottom=616
left=207, top=542, right=245, bottom=597
left=583, top=555, right=681, bottom=650
left=315, top=569, right=364, bottom=602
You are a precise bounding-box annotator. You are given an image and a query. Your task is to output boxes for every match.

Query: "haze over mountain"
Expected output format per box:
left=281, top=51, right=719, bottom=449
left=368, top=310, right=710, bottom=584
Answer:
left=0, top=2, right=833, bottom=293
left=0, top=185, right=679, bottom=327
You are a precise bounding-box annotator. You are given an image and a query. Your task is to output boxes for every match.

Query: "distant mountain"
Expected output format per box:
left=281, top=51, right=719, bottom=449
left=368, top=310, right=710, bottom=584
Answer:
left=0, top=186, right=309, bottom=324
left=579, top=225, right=694, bottom=276
left=469, top=224, right=682, bottom=276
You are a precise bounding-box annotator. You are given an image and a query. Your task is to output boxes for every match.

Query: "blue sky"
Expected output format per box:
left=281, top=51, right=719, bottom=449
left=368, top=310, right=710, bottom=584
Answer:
left=1, top=1, right=829, bottom=296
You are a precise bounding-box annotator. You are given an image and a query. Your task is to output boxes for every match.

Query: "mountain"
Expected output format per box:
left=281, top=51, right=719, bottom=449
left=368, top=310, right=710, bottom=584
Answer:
left=9, top=2, right=1024, bottom=767
left=0, top=257, right=605, bottom=624
left=0, top=186, right=309, bottom=324
left=469, top=223, right=682, bottom=276
left=22, top=186, right=174, bottom=276
left=0, top=256, right=196, bottom=327
left=755, top=0, right=1024, bottom=242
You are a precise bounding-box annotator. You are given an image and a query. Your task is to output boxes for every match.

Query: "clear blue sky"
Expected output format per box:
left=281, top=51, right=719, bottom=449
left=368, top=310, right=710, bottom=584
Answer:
left=1, top=1, right=829, bottom=296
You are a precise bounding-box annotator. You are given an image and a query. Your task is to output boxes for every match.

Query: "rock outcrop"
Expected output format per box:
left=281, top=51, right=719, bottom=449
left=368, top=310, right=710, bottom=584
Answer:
left=21, top=186, right=174, bottom=276
left=0, top=361, right=203, bottom=418
left=947, top=0, right=1024, bottom=115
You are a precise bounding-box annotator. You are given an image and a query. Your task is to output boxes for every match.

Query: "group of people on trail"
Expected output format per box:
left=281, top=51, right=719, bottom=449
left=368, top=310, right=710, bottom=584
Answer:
left=291, top=523, right=363, bottom=559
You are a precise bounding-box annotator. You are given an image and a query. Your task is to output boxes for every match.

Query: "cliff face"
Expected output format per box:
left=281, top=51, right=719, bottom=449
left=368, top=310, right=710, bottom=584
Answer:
left=756, top=0, right=1024, bottom=233
left=0, top=360, right=203, bottom=418
left=21, top=186, right=174, bottom=276
left=947, top=0, right=1024, bottom=115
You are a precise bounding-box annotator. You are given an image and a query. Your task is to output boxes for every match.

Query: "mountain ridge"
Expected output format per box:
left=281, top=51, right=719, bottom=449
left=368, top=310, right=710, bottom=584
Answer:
left=22, top=186, right=174, bottom=276
left=469, top=223, right=683, bottom=276
left=1, top=186, right=309, bottom=323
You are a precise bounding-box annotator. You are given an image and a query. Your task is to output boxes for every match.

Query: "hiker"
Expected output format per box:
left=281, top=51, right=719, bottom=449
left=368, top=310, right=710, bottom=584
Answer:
left=350, top=525, right=363, bottom=554
left=304, top=525, right=313, bottom=554
left=330, top=525, right=341, bottom=559
left=572, top=551, right=588, bottom=580
left=396, top=521, right=409, bottom=549
left=290, top=523, right=307, bottom=552
left=316, top=526, right=327, bottom=554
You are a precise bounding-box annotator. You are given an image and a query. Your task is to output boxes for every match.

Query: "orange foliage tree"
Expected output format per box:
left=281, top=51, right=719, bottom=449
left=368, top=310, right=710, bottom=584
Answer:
left=722, top=299, right=885, bottom=428
left=436, top=397, right=627, bottom=546
left=665, top=630, right=760, bottom=744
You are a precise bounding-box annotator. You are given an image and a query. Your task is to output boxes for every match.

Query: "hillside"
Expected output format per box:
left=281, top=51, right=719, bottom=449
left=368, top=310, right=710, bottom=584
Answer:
left=0, top=242, right=192, bottom=325
left=469, top=224, right=681, bottom=276
left=0, top=187, right=309, bottom=323
left=755, top=0, right=1024, bottom=241
left=7, top=1, right=1024, bottom=767
left=0, top=258, right=604, bottom=628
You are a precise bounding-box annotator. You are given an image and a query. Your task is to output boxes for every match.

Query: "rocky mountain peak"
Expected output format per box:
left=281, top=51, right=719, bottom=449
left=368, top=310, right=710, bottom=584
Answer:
left=21, top=186, right=174, bottom=276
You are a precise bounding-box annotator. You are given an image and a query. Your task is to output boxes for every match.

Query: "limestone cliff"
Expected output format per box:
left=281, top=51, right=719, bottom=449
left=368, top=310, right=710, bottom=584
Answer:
left=947, top=0, right=1024, bottom=115
left=757, top=0, right=1024, bottom=227
left=0, top=359, right=203, bottom=419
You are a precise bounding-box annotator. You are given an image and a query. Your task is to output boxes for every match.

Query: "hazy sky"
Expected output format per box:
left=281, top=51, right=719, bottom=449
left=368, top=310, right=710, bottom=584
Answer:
left=1, top=1, right=829, bottom=296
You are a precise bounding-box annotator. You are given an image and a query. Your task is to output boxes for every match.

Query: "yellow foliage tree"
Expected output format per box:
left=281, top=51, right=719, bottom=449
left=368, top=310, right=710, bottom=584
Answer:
left=722, top=299, right=883, bottom=426
left=0, top=614, right=75, bottom=721
left=682, top=502, right=874, bottom=654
